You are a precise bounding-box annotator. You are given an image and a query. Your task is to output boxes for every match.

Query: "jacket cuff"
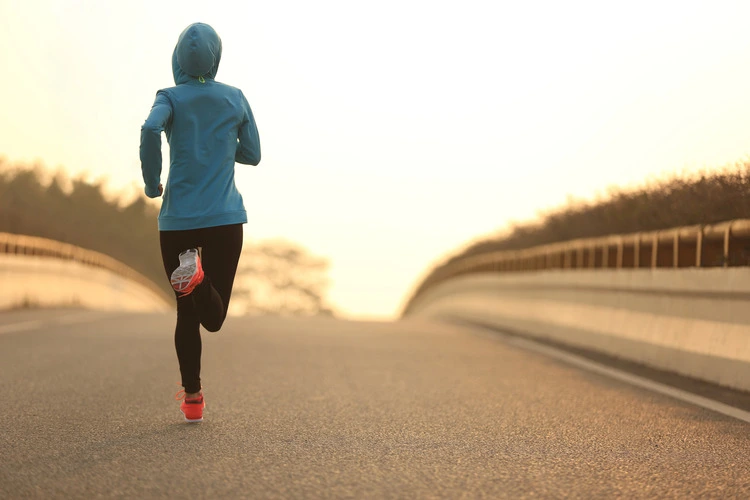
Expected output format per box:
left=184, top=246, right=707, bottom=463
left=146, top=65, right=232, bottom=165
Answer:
left=145, top=185, right=161, bottom=198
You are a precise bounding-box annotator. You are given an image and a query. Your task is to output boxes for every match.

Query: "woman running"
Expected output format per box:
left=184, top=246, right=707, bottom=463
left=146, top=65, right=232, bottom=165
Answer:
left=140, top=22, right=261, bottom=422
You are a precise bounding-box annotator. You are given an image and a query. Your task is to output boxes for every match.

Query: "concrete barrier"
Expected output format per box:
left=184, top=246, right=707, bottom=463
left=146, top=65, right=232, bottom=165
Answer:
left=406, top=268, right=750, bottom=392
left=0, top=254, right=170, bottom=312
left=0, top=232, right=171, bottom=313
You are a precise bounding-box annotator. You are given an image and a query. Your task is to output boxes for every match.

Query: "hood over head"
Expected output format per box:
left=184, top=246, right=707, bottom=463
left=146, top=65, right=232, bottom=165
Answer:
left=172, top=23, right=222, bottom=85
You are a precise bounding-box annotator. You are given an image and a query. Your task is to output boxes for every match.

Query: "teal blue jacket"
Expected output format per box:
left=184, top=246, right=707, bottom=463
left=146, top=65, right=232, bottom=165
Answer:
left=140, top=23, right=261, bottom=231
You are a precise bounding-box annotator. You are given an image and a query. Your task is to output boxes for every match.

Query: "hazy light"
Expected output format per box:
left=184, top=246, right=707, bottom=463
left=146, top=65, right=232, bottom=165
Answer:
left=3, top=0, right=750, bottom=318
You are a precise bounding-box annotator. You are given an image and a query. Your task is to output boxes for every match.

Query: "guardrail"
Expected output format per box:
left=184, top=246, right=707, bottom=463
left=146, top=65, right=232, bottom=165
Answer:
left=404, top=218, right=750, bottom=315
left=0, top=232, right=172, bottom=305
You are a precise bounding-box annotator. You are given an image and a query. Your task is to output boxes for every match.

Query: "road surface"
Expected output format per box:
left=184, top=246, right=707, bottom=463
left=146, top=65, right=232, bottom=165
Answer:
left=1, top=309, right=749, bottom=498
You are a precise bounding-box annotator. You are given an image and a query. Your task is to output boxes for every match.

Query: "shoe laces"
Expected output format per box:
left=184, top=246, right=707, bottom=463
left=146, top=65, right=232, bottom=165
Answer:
left=175, top=385, right=203, bottom=402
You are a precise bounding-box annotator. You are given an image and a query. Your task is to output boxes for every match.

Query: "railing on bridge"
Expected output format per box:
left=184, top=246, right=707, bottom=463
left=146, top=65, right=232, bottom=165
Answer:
left=406, top=219, right=750, bottom=313
left=0, top=232, right=171, bottom=304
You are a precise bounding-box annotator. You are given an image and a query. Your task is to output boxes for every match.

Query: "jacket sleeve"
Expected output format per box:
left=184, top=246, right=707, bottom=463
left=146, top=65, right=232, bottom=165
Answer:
left=235, top=90, right=261, bottom=166
left=140, top=91, right=172, bottom=198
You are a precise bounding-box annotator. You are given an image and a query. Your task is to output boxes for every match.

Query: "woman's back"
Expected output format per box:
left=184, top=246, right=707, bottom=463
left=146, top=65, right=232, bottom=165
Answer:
left=140, top=22, right=260, bottom=231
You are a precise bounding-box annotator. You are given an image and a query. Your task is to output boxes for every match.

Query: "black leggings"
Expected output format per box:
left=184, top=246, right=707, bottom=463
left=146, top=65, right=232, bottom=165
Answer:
left=160, top=223, right=243, bottom=394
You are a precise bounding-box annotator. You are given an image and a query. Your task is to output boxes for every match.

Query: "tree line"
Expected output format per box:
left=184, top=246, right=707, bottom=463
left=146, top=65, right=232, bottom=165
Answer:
left=424, top=160, right=750, bottom=280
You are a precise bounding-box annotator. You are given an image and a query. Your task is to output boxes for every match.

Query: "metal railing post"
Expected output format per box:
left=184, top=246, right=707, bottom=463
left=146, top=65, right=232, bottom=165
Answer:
left=724, top=225, right=731, bottom=268
left=634, top=235, right=640, bottom=268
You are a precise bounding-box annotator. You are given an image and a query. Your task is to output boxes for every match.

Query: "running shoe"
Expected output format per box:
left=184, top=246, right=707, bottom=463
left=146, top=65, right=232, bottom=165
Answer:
left=176, top=389, right=206, bottom=423
left=170, top=249, right=204, bottom=297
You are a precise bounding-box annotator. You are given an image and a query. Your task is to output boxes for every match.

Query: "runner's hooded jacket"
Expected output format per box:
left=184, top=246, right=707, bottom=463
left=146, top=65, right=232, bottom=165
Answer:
left=140, top=22, right=261, bottom=231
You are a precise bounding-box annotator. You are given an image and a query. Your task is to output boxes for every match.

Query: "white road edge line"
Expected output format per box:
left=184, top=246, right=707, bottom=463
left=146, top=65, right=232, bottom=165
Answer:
left=503, top=333, right=750, bottom=424
left=0, top=311, right=112, bottom=335
left=55, top=311, right=109, bottom=325
left=0, top=320, right=46, bottom=335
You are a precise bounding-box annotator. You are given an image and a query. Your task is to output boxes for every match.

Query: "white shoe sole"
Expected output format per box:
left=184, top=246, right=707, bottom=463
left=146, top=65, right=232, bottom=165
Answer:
left=171, top=251, right=199, bottom=293
left=171, top=265, right=198, bottom=292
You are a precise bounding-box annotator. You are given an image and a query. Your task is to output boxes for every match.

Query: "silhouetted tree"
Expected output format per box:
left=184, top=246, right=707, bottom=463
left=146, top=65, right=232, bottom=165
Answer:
left=233, top=240, right=334, bottom=316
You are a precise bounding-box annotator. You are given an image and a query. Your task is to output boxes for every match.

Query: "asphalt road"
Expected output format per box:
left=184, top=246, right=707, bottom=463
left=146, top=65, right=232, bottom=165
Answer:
left=1, top=309, right=749, bottom=498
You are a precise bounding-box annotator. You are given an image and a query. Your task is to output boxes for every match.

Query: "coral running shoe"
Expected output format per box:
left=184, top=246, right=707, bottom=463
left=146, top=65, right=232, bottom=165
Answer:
left=171, top=249, right=204, bottom=297
left=176, top=389, right=206, bottom=423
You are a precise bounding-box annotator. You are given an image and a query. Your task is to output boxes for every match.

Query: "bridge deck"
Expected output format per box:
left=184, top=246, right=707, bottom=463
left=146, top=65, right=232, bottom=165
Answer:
left=2, top=310, right=748, bottom=498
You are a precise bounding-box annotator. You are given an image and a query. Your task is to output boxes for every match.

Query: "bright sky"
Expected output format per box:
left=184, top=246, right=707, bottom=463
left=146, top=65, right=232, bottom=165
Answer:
left=3, top=0, right=750, bottom=319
